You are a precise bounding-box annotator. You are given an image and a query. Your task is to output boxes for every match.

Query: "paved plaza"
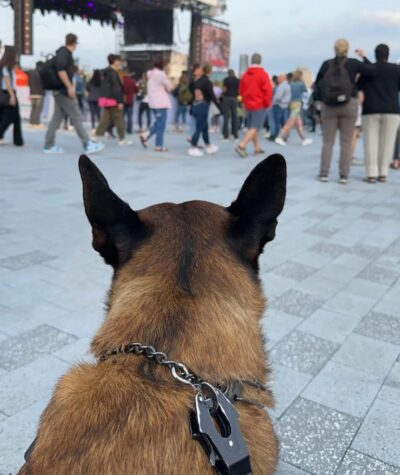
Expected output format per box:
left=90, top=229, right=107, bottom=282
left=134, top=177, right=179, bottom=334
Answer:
left=0, top=124, right=400, bottom=475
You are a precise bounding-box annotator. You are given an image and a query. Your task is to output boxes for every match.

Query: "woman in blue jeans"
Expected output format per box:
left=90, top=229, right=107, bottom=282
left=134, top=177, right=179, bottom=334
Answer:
left=140, top=58, right=172, bottom=151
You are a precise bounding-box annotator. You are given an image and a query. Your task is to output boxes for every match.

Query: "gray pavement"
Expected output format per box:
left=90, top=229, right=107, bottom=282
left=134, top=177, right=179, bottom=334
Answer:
left=0, top=123, right=400, bottom=474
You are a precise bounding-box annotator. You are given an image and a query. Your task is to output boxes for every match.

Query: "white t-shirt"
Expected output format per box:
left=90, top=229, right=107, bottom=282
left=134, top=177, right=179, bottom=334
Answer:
left=1, top=66, right=16, bottom=90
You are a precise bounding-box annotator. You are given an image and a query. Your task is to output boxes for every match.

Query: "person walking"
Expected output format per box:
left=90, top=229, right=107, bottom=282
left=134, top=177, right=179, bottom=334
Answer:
left=221, top=69, right=240, bottom=141
left=137, top=72, right=151, bottom=132
left=357, top=44, right=400, bottom=183
left=27, top=61, right=44, bottom=128
left=235, top=53, right=272, bottom=158
left=140, top=57, right=172, bottom=152
left=315, top=39, right=374, bottom=183
left=173, top=71, right=192, bottom=132
left=187, top=64, right=220, bottom=155
left=43, top=33, right=103, bottom=154
left=275, top=69, right=312, bottom=147
left=123, top=71, right=138, bottom=135
left=270, top=74, right=291, bottom=140
left=0, top=46, right=24, bottom=146
left=86, top=69, right=102, bottom=131
left=74, top=67, right=86, bottom=114
left=95, top=54, right=130, bottom=146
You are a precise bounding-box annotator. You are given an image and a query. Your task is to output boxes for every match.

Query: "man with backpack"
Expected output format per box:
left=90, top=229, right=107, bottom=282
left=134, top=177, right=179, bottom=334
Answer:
left=316, top=39, right=374, bottom=183
left=42, top=33, right=104, bottom=155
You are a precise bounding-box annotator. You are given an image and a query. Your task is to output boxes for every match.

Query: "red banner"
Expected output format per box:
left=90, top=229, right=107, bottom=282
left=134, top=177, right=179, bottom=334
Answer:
left=201, top=23, right=230, bottom=68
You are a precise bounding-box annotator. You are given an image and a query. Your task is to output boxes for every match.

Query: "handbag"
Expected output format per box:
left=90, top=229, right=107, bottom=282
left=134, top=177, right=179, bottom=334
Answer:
left=98, top=97, right=118, bottom=108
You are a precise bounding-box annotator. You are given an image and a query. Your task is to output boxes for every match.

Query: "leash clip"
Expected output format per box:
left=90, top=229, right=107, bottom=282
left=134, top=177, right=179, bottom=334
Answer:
left=189, top=383, right=252, bottom=475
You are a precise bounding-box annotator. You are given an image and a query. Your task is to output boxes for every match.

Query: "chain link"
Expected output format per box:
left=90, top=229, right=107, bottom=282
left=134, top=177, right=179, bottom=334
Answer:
left=101, top=343, right=203, bottom=390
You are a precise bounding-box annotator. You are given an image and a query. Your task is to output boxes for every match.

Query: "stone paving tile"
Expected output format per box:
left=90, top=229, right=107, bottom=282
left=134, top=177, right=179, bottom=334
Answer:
left=361, top=211, right=387, bottom=223
left=0, top=398, right=49, bottom=474
left=332, top=333, right=400, bottom=380
left=350, top=243, right=382, bottom=260
left=270, top=330, right=339, bottom=375
left=304, top=224, right=339, bottom=238
left=0, top=250, right=56, bottom=271
left=357, top=264, right=399, bottom=287
left=310, top=242, right=348, bottom=258
left=352, top=399, right=400, bottom=467
left=269, top=289, right=325, bottom=319
left=270, top=364, right=311, bottom=419
left=303, top=361, right=382, bottom=418
left=261, top=309, right=303, bottom=343
left=385, top=238, right=400, bottom=258
left=275, top=460, right=311, bottom=474
left=323, top=290, right=376, bottom=318
left=36, top=186, right=67, bottom=195
left=298, top=309, right=360, bottom=344
left=271, top=261, right=318, bottom=282
left=277, top=397, right=360, bottom=475
left=0, top=324, right=77, bottom=371
left=336, top=449, right=400, bottom=475
left=294, top=274, right=345, bottom=300
left=355, top=311, right=400, bottom=345
left=0, top=355, right=69, bottom=416
left=344, top=278, right=389, bottom=301
left=52, top=337, right=94, bottom=365
left=303, top=210, right=332, bottom=221
left=0, top=226, right=12, bottom=235
left=378, top=363, right=400, bottom=407
left=331, top=253, right=370, bottom=272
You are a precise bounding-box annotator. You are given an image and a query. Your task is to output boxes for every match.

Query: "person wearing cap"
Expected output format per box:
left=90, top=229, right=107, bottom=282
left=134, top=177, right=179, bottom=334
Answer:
left=235, top=53, right=273, bottom=158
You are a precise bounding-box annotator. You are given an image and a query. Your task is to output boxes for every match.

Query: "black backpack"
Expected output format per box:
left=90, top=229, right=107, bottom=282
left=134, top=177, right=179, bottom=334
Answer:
left=321, top=58, right=353, bottom=106
left=39, top=55, right=63, bottom=90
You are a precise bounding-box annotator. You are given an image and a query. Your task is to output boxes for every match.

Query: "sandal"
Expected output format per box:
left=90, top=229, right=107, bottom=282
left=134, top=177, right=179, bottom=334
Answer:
left=377, top=176, right=386, bottom=183
left=363, top=177, right=377, bottom=184
left=254, top=149, right=266, bottom=155
left=390, top=161, right=400, bottom=170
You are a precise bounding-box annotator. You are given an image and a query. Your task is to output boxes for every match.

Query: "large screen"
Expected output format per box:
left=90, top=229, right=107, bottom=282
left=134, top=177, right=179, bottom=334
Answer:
left=124, top=9, right=173, bottom=45
left=201, top=23, right=231, bottom=68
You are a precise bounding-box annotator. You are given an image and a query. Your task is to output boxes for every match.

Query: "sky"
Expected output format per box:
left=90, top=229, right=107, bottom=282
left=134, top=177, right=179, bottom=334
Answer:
left=1, top=0, right=400, bottom=76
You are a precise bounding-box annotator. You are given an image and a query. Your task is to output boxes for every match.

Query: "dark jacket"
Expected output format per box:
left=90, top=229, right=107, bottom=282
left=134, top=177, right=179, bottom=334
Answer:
left=358, top=60, right=400, bottom=115
left=123, top=76, right=138, bottom=106
left=100, top=67, right=124, bottom=104
left=315, top=57, right=375, bottom=101
left=55, top=46, right=74, bottom=83
left=191, top=75, right=221, bottom=110
left=27, top=69, right=44, bottom=96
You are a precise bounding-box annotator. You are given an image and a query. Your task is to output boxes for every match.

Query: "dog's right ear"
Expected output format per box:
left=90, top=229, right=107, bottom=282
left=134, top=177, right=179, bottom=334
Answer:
left=78, top=155, right=145, bottom=267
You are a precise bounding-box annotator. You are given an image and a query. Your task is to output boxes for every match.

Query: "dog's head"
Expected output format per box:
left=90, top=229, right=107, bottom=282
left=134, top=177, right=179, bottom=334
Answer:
left=78, top=154, right=286, bottom=318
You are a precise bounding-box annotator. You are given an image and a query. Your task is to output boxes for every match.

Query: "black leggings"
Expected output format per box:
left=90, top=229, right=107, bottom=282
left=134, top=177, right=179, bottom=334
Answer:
left=0, top=92, right=23, bottom=146
left=138, top=101, right=151, bottom=129
left=88, top=101, right=101, bottom=129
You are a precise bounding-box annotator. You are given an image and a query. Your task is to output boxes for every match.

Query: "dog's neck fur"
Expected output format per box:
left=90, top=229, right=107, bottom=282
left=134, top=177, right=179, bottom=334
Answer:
left=91, top=266, right=268, bottom=383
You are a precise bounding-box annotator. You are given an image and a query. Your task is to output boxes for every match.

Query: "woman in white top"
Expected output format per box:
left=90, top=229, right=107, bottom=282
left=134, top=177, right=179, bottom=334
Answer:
left=0, top=46, right=23, bottom=146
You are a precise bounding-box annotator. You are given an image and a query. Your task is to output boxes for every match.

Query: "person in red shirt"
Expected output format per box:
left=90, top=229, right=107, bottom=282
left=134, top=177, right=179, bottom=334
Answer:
left=123, top=71, right=138, bottom=134
left=235, top=53, right=273, bottom=158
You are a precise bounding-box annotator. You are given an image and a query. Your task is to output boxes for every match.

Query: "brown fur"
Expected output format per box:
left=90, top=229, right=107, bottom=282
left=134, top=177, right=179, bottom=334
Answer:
left=19, top=155, right=286, bottom=475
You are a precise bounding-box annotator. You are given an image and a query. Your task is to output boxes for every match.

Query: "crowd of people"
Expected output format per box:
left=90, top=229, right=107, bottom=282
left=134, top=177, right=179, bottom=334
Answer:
left=1, top=33, right=400, bottom=184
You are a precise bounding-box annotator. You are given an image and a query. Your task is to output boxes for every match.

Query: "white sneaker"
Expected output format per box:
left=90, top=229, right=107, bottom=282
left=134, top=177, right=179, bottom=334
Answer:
left=84, top=141, right=105, bottom=155
left=206, top=144, right=219, bottom=155
left=302, top=138, right=313, bottom=146
left=0, top=139, right=9, bottom=145
left=118, top=140, right=132, bottom=146
left=275, top=137, right=287, bottom=147
left=43, top=145, right=65, bottom=154
left=188, top=147, right=204, bottom=157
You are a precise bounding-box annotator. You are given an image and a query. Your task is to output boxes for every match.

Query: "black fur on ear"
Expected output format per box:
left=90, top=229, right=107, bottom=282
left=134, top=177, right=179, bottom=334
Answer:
left=78, top=155, right=146, bottom=267
left=227, top=154, right=287, bottom=271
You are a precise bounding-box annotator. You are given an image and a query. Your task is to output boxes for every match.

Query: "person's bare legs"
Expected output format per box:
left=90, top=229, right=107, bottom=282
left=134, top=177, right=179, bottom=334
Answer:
left=252, top=131, right=263, bottom=153
left=239, top=128, right=257, bottom=150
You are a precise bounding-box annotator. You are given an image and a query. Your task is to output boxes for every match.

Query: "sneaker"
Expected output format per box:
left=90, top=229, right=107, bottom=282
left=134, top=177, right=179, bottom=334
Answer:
left=118, top=140, right=132, bottom=146
left=235, top=145, right=247, bottom=158
left=206, top=144, right=219, bottom=155
left=188, top=147, right=204, bottom=157
left=275, top=137, right=287, bottom=147
left=265, top=131, right=271, bottom=139
left=339, top=176, right=348, bottom=185
left=84, top=140, right=105, bottom=155
left=302, top=138, right=313, bottom=146
left=318, top=175, right=328, bottom=183
left=43, top=145, right=65, bottom=154
left=0, top=138, right=9, bottom=145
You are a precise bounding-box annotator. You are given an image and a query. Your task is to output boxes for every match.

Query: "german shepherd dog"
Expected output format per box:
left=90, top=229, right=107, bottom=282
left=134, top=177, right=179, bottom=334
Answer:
left=19, top=153, right=286, bottom=475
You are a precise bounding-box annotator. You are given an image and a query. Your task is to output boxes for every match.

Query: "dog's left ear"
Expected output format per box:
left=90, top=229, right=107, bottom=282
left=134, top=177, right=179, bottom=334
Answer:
left=78, top=155, right=145, bottom=267
left=227, top=154, right=287, bottom=269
